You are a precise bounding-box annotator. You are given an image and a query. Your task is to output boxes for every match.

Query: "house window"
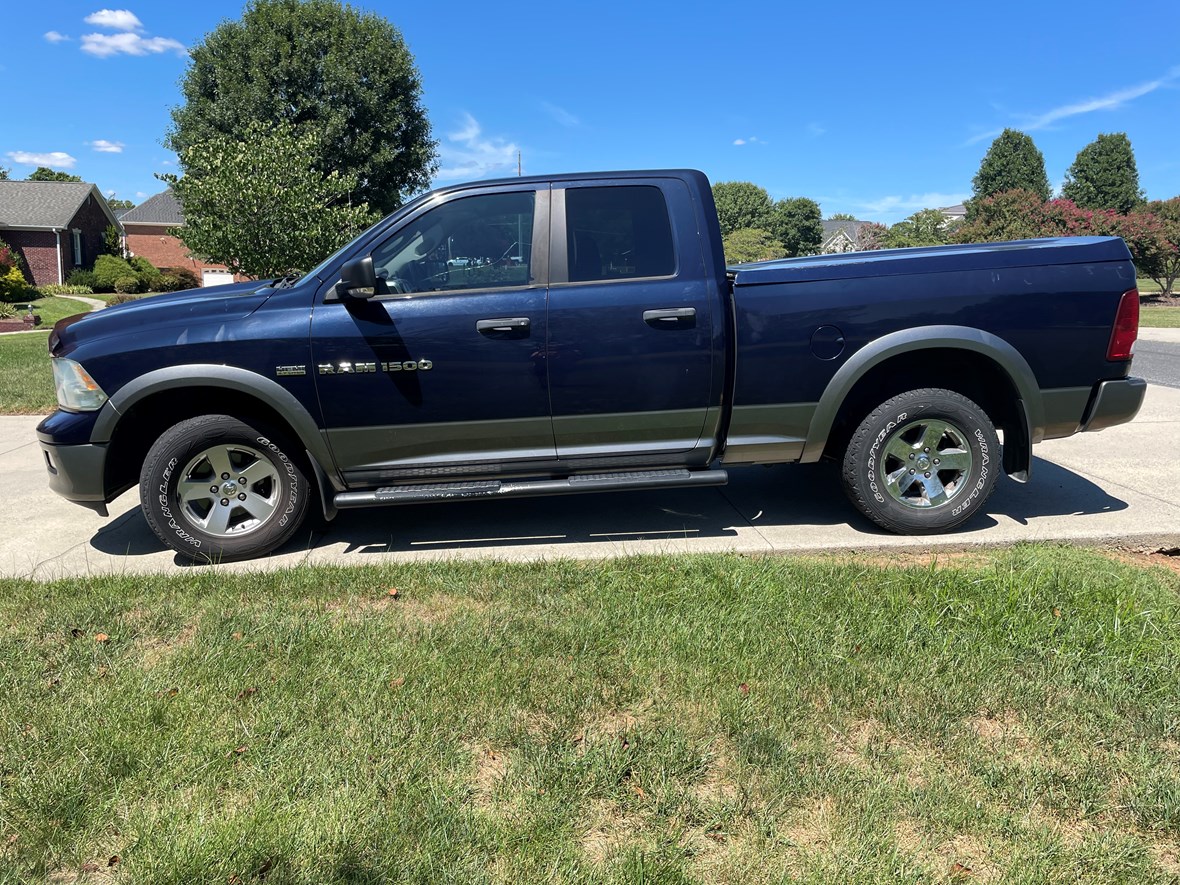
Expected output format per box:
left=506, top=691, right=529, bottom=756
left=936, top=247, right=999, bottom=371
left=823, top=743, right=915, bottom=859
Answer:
left=72, top=229, right=83, bottom=266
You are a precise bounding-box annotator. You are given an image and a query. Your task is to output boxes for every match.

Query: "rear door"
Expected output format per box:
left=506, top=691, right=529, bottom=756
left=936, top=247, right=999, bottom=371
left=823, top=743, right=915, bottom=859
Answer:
left=546, top=178, right=718, bottom=461
left=310, top=186, right=553, bottom=486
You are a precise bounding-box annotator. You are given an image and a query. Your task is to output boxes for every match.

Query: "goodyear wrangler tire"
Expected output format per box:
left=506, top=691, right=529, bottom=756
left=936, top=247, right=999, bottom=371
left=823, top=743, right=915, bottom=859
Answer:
left=139, top=415, right=310, bottom=562
left=841, top=388, right=999, bottom=535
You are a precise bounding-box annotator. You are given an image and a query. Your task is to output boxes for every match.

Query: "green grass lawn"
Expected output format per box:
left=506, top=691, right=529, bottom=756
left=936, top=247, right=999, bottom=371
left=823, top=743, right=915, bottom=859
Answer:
left=1141, top=306, right=1180, bottom=328
left=0, top=331, right=54, bottom=414
left=1, top=546, right=1177, bottom=883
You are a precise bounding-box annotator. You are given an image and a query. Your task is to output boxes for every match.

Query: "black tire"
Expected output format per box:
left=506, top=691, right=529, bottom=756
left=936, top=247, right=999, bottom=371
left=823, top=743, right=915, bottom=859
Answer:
left=841, top=388, right=999, bottom=535
left=139, top=415, right=310, bottom=562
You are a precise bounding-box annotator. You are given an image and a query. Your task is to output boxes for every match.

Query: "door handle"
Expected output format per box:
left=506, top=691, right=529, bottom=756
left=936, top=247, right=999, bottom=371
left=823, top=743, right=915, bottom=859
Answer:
left=476, top=317, right=530, bottom=334
left=643, top=307, right=696, bottom=327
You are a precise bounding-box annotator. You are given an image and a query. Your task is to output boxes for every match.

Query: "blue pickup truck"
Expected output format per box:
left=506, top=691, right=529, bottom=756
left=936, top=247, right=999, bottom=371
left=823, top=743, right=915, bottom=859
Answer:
left=38, top=170, right=1145, bottom=561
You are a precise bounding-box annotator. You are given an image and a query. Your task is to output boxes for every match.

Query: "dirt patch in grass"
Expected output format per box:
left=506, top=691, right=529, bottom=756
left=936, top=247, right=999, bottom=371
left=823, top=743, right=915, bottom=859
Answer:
left=829, top=717, right=886, bottom=772
left=137, top=621, right=200, bottom=669
left=468, top=743, right=509, bottom=811
left=1152, top=842, right=1180, bottom=878
left=896, top=819, right=998, bottom=882
left=781, top=795, right=838, bottom=857
left=1102, top=546, right=1180, bottom=576
left=571, top=701, right=653, bottom=753
left=580, top=799, right=649, bottom=865
left=969, top=709, right=1037, bottom=761
left=692, top=738, right=739, bottom=805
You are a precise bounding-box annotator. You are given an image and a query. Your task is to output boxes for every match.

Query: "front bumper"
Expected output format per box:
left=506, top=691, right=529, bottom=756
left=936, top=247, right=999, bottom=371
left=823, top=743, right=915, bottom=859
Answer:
left=39, top=440, right=109, bottom=516
left=1081, top=376, right=1147, bottom=433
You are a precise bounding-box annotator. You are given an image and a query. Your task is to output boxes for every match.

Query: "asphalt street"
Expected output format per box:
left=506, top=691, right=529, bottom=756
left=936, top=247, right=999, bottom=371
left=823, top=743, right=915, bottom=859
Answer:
left=3, top=331, right=1179, bottom=577
left=1133, top=334, right=1180, bottom=388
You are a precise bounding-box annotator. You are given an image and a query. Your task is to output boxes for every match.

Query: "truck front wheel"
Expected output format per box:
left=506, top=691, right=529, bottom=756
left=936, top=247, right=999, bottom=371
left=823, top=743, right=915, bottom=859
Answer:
left=841, top=388, right=999, bottom=534
left=139, top=415, right=310, bottom=562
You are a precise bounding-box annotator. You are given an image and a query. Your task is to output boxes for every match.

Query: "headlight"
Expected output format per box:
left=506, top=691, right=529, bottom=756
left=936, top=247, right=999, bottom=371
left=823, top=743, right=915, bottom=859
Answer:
left=51, top=359, right=108, bottom=412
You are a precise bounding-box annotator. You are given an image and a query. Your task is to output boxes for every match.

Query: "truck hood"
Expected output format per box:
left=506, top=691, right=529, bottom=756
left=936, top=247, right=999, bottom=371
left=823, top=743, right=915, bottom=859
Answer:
left=731, top=236, right=1134, bottom=286
left=50, top=281, right=273, bottom=357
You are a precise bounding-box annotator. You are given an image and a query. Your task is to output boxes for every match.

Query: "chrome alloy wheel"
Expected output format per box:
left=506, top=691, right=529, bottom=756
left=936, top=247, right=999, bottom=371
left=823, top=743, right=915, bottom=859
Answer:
left=176, top=444, right=281, bottom=537
left=879, top=418, right=973, bottom=509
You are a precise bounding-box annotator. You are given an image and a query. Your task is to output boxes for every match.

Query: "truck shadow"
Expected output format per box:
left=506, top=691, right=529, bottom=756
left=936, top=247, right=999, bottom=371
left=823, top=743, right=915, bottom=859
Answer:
left=88, top=455, right=1129, bottom=562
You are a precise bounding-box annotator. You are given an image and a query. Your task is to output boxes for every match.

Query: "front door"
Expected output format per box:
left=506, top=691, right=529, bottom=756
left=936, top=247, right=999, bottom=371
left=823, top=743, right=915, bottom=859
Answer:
left=311, top=187, right=553, bottom=487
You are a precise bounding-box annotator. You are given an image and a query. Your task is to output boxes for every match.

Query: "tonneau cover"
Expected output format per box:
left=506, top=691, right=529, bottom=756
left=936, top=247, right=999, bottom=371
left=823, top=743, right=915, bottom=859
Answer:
left=730, top=236, right=1133, bottom=286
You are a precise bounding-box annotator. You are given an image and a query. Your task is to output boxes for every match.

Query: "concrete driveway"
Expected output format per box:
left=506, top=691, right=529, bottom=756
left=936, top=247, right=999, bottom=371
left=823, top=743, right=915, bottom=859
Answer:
left=4, top=340, right=1180, bottom=578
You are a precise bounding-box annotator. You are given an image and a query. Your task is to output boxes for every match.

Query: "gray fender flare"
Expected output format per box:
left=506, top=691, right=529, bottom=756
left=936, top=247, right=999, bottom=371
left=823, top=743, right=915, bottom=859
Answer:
left=90, top=364, right=343, bottom=493
left=799, top=325, right=1043, bottom=480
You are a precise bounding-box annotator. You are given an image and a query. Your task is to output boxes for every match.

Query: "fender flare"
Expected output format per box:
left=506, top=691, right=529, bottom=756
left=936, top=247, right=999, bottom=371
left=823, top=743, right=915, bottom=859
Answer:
left=90, top=364, right=343, bottom=492
left=799, top=325, right=1042, bottom=480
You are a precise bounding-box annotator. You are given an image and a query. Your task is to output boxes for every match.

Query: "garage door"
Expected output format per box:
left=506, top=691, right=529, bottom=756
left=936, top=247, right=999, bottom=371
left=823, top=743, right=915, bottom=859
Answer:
left=201, top=270, right=234, bottom=287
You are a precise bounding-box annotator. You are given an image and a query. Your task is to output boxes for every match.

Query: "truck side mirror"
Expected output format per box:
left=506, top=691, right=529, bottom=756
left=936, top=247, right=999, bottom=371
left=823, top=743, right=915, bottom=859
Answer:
left=337, top=256, right=378, bottom=299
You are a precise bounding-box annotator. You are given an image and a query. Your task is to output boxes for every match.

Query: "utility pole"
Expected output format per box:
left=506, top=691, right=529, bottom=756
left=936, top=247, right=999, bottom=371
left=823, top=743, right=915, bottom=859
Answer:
left=518, top=150, right=522, bottom=177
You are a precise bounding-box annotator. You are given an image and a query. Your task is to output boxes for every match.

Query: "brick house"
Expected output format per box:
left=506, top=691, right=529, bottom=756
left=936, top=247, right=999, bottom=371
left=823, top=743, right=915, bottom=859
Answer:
left=121, top=189, right=236, bottom=286
left=0, top=181, right=121, bottom=286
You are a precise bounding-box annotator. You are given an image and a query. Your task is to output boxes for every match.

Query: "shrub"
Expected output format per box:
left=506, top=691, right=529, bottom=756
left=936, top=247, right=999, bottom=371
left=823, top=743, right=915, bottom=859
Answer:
left=107, top=292, right=144, bottom=305
left=129, top=256, right=163, bottom=292
left=0, top=303, right=17, bottom=319
left=93, top=254, right=137, bottom=293
left=0, top=265, right=34, bottom=303
left=114, top=276, right=141, bottom=294
left=159, top=266, right=201, bottom=290
left=39, top=283, right=95, bottom=296
left=0, top=238, right=22, bottom=272
left=66, top=269, right=98, bottom=289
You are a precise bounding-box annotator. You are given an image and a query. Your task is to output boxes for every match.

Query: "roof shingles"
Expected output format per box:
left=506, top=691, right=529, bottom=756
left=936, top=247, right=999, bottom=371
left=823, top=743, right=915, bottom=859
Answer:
left=0, top=181, right=104, bottom=229
left=119, top=189, right=184, bottom=226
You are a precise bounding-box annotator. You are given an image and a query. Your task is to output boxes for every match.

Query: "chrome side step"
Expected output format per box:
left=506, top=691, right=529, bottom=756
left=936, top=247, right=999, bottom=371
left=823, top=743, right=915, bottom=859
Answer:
left=333, top=468, right=728, bottom=509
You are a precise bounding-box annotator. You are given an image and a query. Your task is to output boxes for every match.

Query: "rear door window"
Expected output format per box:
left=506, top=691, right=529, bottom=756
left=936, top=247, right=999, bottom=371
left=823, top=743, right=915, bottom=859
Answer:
left=565, top=186, right=676, bottom=282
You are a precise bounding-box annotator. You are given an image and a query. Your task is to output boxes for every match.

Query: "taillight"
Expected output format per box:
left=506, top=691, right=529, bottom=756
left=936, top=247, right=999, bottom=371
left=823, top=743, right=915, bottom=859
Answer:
left=1107, top=288, right=1139, bottom=361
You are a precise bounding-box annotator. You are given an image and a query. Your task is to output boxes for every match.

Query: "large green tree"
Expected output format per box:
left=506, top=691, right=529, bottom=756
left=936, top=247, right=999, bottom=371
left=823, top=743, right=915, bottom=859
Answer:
left=971, top=129, right=1051, bottom=204
left=770, top=197, right=823, bottom=257
left=169, top=0, right=436, bottom=215
left=1061, top=132, right=1144, bottom=214
left=721, top=228, right=787, bottom=264
left=166, top=121, right=379, bottom=279
left=1132, top=199, right=1180, bottom=295
left=712, top=182, right=774, bottom=236
left=884, top=208, right=950, bottom=248
left=27, top=167, right=82, bottom=182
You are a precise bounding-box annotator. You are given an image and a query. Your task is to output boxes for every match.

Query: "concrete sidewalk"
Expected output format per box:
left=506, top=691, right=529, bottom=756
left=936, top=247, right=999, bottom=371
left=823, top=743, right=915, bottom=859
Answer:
left=3, top=385, right=1179, bottom=579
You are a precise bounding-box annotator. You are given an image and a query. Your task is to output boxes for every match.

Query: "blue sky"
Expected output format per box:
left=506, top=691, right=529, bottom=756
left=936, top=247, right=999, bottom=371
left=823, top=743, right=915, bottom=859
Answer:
left=4, top=1, right=1179, bottom=224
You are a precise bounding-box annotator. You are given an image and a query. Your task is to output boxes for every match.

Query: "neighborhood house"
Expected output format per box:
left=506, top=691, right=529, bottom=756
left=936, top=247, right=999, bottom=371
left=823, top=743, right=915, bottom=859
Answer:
left=0, top=180, right=119, bottom=287
left=121, top=189, right=236, bottom=287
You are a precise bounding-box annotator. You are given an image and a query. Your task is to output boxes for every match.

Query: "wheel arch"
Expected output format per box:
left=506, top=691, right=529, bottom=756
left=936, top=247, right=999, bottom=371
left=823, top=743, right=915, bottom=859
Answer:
left=802, top=326, right=1042, bottom=481
left=92, top=366, right=341, bottom=506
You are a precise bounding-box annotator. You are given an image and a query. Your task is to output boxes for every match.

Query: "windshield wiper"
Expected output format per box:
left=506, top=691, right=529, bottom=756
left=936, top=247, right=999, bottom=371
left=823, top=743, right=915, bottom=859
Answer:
left=271, top=272, right=302, bottom=290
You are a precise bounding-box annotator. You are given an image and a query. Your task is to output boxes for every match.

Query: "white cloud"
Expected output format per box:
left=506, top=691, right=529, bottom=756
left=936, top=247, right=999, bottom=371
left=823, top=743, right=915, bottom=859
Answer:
left=541, top=101, right=580, bottom=128
left=84, top=9, right=143, bottom=31
left=966, top=66, right=1180, bottom=145
left=733, top=136, right=765, bottom=147
left=853, top=191, right=970, bottom=222
left=732, top=138, right=746, bottom=146
left=435, top=113, right=519, bottom=181
left=6, top=150, right=77, bottom=169
left=81, top=32, right=186, bottom=57
left=807, top=122, right=826, bottom=137
left=89, top=139, right=124, bottom=153
left=135, top=191, right=148, bottom=199
left=44, top=31, right=71, bottom=43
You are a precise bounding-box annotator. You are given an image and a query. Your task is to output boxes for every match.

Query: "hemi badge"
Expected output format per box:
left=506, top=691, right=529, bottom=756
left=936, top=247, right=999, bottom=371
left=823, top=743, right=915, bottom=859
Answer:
left=275, top=365, right=306, bottom=377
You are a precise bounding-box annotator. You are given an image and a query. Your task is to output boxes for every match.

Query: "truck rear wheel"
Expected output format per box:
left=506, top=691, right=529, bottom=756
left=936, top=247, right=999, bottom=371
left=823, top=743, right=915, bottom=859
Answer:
left=139, top=415, right=310, bottom=562
left=841, top=388, right=998, bottom=534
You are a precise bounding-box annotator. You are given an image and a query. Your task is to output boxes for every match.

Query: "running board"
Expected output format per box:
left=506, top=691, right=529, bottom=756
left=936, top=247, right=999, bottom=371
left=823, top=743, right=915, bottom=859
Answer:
left=333, top=468, right=728, bottom=509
